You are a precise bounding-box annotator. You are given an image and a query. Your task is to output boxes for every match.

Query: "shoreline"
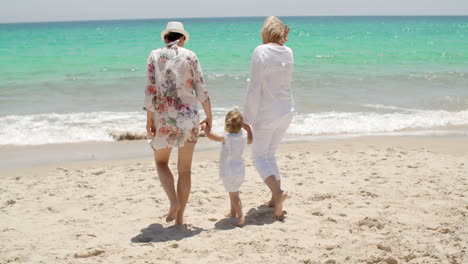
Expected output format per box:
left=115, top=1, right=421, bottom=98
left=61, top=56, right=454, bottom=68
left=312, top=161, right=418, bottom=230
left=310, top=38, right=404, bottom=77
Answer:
left=1, top=134, right=467, bottom=176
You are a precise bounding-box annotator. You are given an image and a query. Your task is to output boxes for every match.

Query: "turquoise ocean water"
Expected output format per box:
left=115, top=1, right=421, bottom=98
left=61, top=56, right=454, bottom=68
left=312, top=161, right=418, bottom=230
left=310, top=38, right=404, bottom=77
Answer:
left=0, top=16, right=467, bottom=145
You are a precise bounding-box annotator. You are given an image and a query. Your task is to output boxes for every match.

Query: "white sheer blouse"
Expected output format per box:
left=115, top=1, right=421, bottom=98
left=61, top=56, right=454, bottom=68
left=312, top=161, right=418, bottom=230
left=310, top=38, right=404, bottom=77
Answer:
left=243, top=44, right=294, bottom=127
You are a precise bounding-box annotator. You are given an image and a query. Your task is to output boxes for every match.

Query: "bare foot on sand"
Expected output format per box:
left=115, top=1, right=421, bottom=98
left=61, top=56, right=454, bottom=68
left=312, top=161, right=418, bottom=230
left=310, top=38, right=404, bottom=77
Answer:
left=172, top=223, right=188, bottom=230
left=166, top=202, right=180, bottom=222
left=266, top=198, right=275, bottom=207
left=274, top=192, right=288, bottom=219
left=235, top=215, right=245, bottom=227
left=225, top=211, right=237, bottom=218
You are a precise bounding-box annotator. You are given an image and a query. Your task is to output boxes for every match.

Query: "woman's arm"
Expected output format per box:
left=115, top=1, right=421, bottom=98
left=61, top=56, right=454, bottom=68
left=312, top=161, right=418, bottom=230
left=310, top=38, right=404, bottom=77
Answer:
left=144, top=52, right=157, bottom=138
left=200, top=98, right=213, bottom=129
left=146, top=109, right=156, bottom=138
left=242, top=123, right=253, bottom=144
left=144, top=52, right=157, bottom=112
left=191, top=53, right=212, bottom=128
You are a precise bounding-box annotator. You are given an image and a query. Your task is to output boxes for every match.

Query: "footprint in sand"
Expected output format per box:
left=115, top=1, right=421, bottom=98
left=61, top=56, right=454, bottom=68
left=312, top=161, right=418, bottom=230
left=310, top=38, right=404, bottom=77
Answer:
left=5, top=200, right=16, bottom=206
left=91, top=170, right=105, bottom=175
left=73, top=249, right=104, bottom=258
left=382, top=257, right=398, bottom=264
left=324, top=245, right=336, bottom=251
left=309, top=193, right=335, bottom=201
left=377, top=243, right=392, bottom=252
left=46, top=207, right=59, bottom=213
left=439, top=227, right=452, bottom=234
left=75, top=233, right=96, bottom=238
left=360, top=191, right=379, bottom=198
left=357, top=217, right=384, bottom=229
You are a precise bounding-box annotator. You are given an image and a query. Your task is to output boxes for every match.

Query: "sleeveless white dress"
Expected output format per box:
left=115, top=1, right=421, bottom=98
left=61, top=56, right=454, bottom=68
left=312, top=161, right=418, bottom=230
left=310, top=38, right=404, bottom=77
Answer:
left=219, top=131, right=246, bottom=192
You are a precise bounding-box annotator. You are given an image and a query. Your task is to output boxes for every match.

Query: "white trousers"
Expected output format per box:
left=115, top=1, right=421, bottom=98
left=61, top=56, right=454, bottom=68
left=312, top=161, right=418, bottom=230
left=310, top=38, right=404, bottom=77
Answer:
left=251, top=112, right=293, bottom=181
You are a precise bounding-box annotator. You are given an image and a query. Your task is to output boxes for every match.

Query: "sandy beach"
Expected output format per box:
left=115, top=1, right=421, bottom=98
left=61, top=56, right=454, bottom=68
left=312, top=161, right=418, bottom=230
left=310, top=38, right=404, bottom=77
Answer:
left=1, top=136, right=467, bottom=264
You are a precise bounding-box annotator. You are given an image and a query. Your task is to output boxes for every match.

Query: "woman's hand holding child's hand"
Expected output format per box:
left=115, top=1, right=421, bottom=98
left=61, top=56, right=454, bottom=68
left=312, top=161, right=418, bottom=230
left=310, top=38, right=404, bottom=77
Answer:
left=200, top=117, right=212, bottom=130
left=201, top=122, right=211, bottom=135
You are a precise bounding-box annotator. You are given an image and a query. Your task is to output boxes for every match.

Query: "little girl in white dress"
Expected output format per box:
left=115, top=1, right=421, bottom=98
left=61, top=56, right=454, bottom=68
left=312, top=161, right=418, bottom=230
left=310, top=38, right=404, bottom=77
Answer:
left=203, top=109, right=253, bottom=226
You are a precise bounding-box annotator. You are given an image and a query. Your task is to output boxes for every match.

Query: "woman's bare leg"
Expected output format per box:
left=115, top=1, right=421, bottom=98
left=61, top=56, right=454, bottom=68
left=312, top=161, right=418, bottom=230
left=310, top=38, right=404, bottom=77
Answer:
left=154, top=148, right=180, bottom=222
left=264, top=175, right=287, bottom=219
left=267, top=179, right=281, bottom=207
left=175, top=142, right=196, bottom=225
left=225, top=198, right=237, bottom=217
left=262, top=114, right=292, bottom=208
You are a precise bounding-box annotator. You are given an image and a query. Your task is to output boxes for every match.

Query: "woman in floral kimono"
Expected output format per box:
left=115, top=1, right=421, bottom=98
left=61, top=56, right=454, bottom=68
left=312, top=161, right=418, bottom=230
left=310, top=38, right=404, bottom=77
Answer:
left=144, top=21, right=213, bottom=225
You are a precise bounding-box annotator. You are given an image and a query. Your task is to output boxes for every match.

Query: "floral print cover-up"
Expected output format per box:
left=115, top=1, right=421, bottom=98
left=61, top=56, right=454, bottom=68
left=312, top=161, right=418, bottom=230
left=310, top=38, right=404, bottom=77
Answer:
left=144, top=45, right=209, bottom=150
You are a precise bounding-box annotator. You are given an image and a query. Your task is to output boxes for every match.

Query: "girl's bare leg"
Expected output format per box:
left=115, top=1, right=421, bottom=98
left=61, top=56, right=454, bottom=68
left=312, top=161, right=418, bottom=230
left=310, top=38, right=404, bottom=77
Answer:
left=154, top=148, right=180, bottom=222
left=229, top=192, right=244, bottom=226
left=175, top=142, right=196, bottom=225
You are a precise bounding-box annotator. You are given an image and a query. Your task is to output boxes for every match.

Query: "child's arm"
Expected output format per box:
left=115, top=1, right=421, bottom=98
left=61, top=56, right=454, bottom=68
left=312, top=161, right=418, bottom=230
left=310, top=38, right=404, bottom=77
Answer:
left=242, top=123, right=253, bottom=144
left=203, top=124, right=224, bottom=143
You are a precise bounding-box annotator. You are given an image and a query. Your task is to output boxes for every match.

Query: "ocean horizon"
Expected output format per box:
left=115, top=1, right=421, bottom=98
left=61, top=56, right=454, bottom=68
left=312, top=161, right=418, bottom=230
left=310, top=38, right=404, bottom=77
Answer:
left=2, top=15, right=468, bottom=25
left=1, top=16, right=467, bottom=146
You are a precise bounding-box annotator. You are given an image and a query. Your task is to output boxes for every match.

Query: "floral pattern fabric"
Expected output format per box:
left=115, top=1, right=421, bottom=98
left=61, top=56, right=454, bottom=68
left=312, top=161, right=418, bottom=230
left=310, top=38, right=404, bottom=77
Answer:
left=144, top=45, right=209, bottom=150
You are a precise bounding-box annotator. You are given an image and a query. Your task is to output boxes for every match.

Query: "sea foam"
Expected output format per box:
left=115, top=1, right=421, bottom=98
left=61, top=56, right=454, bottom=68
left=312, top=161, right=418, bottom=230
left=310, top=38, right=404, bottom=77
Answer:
left=1, top=108, right=467, bottom=146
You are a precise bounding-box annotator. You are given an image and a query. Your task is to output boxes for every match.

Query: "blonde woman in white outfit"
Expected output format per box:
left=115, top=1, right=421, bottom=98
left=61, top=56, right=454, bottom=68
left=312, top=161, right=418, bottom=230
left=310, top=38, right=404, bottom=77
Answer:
left=243, top=16, right=293, bottom=219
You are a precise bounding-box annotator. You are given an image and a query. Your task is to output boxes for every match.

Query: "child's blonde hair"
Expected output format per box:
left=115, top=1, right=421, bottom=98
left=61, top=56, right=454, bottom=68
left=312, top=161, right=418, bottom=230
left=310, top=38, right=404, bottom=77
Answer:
left=225, top=109, right=243, bottom=134
left=261, top=16, right=285, bottom=44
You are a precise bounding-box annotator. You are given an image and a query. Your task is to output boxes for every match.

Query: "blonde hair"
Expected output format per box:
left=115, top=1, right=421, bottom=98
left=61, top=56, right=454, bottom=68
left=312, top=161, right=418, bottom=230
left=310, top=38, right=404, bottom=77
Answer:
left=261, top=16, right=285, bottom=44
left=225, top=109, right=243, bottom=134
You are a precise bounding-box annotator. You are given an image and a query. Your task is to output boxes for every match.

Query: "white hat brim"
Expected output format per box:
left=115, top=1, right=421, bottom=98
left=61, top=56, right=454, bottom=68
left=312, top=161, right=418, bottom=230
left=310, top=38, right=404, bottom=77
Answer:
left=161, top=29, right=190, bottom=44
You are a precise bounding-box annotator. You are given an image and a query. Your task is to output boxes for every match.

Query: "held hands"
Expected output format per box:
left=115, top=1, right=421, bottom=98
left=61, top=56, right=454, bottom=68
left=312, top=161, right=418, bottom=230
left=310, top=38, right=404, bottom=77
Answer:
left=200, top=118, right=212, bottom=138
left=200, top=117, right=212, bottom=131
left=201, top=122, right=211, bottom=133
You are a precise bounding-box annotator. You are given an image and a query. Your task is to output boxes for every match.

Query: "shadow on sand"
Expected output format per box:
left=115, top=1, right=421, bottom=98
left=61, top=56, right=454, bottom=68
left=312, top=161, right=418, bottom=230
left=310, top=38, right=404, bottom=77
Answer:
left=131, top=223, right=205, bottom=243
left=214, top=204, right=287, bottom=230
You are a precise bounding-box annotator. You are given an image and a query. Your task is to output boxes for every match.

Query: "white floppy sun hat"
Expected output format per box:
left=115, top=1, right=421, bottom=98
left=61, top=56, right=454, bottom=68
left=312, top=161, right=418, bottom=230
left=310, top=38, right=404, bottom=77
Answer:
left=160, top=21, right=190, bottom=44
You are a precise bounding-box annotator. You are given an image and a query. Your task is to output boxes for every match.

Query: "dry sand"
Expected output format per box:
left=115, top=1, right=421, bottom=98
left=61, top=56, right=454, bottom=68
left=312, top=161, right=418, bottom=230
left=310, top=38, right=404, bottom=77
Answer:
left=1, top=136, right=467, bottom=264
